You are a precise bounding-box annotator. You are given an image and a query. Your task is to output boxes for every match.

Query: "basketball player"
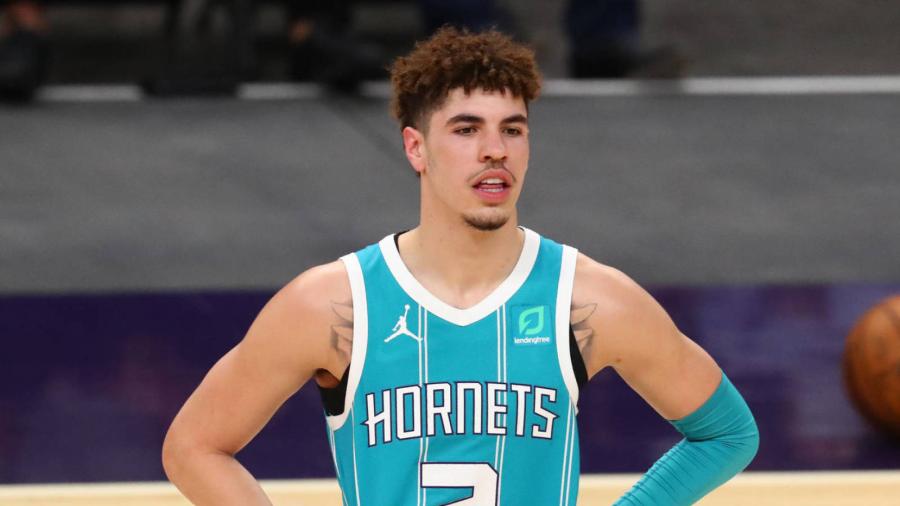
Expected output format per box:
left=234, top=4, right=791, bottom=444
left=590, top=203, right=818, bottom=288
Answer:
left=162, top=27, right=759, bottom=505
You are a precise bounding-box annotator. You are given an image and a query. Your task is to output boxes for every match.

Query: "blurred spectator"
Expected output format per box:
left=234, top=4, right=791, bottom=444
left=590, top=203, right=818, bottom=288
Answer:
left=286, top=0, right=385, bottom=92
left=0, top=0, right=48, bottom=101
left=566, top=0, right=684, bottom=78
left=286, top=0, right=516, bottom=92
left=0, top=0, right=685, bottom=102
left=418, top=0, right=511, bottom=35
left=419, top=0, right=685, bottom=79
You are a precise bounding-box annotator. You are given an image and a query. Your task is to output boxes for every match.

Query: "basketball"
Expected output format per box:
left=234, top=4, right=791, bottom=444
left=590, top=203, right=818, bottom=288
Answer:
left=843, top=295, right=900, bottom=438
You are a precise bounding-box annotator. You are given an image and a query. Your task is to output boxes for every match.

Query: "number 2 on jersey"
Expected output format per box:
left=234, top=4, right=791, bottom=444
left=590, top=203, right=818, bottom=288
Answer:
left=420, top=462, right=499, bottom=505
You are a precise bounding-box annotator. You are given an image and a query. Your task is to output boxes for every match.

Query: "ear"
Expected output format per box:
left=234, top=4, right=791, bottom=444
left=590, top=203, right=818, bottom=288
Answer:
left=402, top=126, right=427, bottom=175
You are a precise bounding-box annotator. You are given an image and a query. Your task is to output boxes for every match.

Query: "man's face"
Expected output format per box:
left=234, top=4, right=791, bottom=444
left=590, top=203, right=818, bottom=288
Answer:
left=404, top=87, right=530, bottom=231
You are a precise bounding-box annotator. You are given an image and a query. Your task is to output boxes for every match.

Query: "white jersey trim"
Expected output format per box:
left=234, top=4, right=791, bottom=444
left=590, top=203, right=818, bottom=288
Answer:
left=378, top=227, right=541, bottom=326
left=327, top=253, right=369, bottom=430
left=558, top=403, right=574, bottom=506
left=563, top=402, right=577, bottom=505
left=555, top=245, right=580, bottom=410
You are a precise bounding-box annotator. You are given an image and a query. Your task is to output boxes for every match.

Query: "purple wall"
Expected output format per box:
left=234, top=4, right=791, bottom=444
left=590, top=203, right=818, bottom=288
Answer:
left=1, top=283, right=899, bottom=484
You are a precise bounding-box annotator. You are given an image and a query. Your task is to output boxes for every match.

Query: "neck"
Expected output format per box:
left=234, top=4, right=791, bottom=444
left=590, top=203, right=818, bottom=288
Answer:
left=397, top=214, right=524, bottom=309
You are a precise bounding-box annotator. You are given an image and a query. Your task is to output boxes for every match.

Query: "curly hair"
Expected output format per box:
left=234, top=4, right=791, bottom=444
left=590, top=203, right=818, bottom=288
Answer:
left=389, top=26, right=542, bottom=131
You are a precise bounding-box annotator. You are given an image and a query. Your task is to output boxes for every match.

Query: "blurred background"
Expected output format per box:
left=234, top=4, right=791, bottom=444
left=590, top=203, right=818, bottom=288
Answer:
left=1, top=0, right=900, bottom=490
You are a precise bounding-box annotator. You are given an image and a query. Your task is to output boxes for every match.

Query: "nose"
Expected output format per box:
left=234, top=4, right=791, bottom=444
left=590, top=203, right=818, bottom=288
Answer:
left=478, top=130, right=507, bottom=163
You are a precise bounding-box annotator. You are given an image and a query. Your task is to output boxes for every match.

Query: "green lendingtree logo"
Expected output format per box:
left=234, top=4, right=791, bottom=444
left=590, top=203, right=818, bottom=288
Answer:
left=518, top=306, right=546, bottom=336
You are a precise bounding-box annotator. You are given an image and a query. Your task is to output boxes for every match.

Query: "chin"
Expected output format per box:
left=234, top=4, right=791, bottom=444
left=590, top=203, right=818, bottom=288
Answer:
left=462, top=210, right=510, bottom=231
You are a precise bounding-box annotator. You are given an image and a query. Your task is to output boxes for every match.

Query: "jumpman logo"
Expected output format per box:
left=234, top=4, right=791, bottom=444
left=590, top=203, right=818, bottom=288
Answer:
left=385, top=304, right=421, bottom=343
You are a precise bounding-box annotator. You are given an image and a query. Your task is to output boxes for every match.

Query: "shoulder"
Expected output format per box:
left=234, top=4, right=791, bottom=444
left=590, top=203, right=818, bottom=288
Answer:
left=570, top=252, right=679, bottom=375
left=242, top=259, right=353, bottom=380
left=280, top=259, right=352, bottom=309
left=571, top=252, right=651, bottom=316
left=266, top=259, right=352, bottom=334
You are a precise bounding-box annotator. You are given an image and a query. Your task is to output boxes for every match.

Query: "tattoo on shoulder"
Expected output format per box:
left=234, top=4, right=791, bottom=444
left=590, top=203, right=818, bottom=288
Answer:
left=330, top=300, right=353, bottom=363
left=570, top=303, right=597, bottom=357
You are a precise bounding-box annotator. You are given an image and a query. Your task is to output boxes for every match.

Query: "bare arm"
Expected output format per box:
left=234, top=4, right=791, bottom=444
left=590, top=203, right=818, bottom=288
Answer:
left=572, top=253, right=758, bottom=504
left=162, top=261, right=351, bottom=505
left=572, top=253, right=721, bottom=419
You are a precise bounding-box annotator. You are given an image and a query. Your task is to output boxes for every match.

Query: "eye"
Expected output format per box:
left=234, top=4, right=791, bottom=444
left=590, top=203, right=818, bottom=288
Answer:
left=455, top=126, right=476, bottom=135
left=503, top=127, right=523, bottom=136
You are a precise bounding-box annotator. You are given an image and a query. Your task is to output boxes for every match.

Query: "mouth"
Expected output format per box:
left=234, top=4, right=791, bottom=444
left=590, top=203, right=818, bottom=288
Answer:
left=471, top=168, right=512, bottom=191
left=473, top=177, right=509, bottom=193
left=471, top=169, right=513, bottom=202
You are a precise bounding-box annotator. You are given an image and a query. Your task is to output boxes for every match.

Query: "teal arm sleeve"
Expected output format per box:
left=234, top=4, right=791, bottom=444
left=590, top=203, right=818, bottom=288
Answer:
left=613, top=372, right=759, bottom=506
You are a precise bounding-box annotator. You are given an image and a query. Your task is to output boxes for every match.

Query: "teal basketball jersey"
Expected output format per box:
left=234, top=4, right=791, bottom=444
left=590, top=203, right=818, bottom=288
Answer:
left=326, top=227, right=581, bottom=506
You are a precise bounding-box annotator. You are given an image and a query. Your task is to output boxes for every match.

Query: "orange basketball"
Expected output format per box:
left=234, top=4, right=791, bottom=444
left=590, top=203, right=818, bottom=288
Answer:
left=843, top=295, right=900, bottom=438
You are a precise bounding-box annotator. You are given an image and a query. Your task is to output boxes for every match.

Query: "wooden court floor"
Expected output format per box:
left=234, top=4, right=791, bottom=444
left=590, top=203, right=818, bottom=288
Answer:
left=1, top=471, right=898, bottom=505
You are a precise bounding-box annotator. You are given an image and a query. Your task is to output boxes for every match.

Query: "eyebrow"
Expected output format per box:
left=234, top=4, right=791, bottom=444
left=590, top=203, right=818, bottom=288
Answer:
left=445, top=113, right=528, bottom=127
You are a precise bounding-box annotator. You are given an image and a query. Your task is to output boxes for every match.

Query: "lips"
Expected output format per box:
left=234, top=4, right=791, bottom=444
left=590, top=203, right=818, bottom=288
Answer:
left=475, top=179, right=507, bottom=192
left=471, top=169, right=513, bottom=202
left=471, top=169, right=513, bottom=190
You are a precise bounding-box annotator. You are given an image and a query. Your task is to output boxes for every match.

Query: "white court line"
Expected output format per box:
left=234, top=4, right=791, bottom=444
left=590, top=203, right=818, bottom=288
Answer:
left=35, top=82, right=327, bottom=103
left=577, top=470, right=900, bottom=486
left=541, top=76, right=900, bottom=96
left=34, top=75, right=900, bottom=103
left=354, top=76, right=900, bottom=98
left=38, top=84, right=144, bottom=102
left=238, top=82, right=322, bottom=100
left=2, top=471, right=898, bottom=497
